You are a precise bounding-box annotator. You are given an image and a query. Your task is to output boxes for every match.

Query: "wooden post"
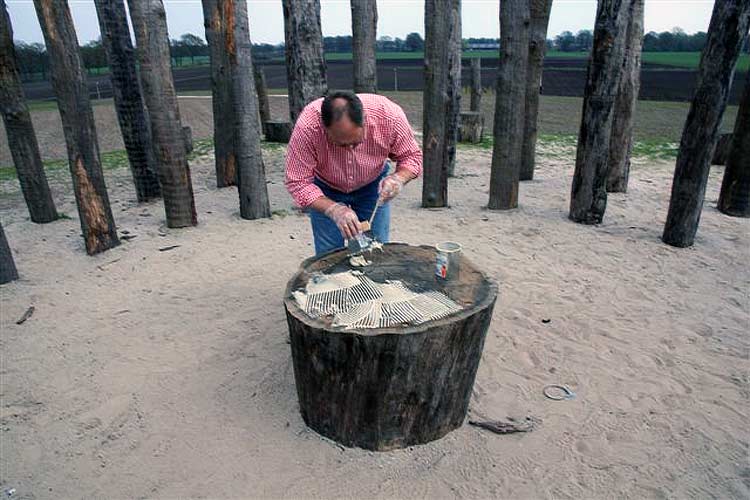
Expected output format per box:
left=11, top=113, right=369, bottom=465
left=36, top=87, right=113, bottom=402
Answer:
left=469, top=57, right=482, bottom=112
left=711, top=133, right=733, bottom=165
left=229, top=0, right=271, bottom=220
left=253, top=65, right=271, bottom=127
left=458, top=111, right=484, bottom=143
left=33, top=0, right=120, bottom=254
left=663, top=1, right=750, bottom=246
left=421, top=0, right=461, bottom=207
left=128, top=0, right=197, bottom=228
left=94, top=0, right=161, bottom=202
left=568, top=0, right=630, bottom=224
left=202, top=0, right=235, bottom=187
left=718, top=75, right=750, bottom=217
left=0, top=221, right=18, bottom=284
left=488, top=0, right=529, bottom=210
left=264, top=121, right=293, bottom=143
left=282, top=0, right=327, bottom=123
left=0, top=0, right=58, bottom=223
left=351, top=0, right=378, bottom=94
left=519, top=0, right=553, bottom=182
left=606, top=0, right=644, bottom=193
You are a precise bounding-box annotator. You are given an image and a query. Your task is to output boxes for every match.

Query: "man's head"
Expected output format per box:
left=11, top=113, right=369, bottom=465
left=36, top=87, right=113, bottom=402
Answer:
left=321, top=91, right=364, bottom=147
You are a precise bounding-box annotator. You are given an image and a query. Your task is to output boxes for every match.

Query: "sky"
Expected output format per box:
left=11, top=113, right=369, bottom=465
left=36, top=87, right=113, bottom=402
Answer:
left=6, top=0, right=717, bottom=45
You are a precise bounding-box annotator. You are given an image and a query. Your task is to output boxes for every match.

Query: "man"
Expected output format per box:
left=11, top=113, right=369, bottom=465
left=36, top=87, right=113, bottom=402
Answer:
left=285, top=91, right=423, bottom=255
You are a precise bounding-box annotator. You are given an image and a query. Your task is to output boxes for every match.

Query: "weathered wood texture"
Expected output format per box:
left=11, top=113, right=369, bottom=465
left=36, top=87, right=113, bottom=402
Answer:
left=94, top=0, right=160, bottom=202
left=33, top=0, right=120, bottom=254
left=488, top=0, right=529, bottom=210
left=421, top=0, right=461, bottom=207
left=718, top=75, right=750, bottom=217
left=711, top=133, right=732, bottom=165
left=351, top=0, right=378, bottom=94
left=0, top=0, right=57, bottom=223
left=458, top=111, right=484, bottom=143
left=129, top=0, right=197, bottom=228
left=253, top=65, right=271, bottom=126
left=284, top=244, right=497, bottom=451
left=0, top=221, right=18, bottom=284
left=606, top=0, right=644, bottom=193
left=228, top=0, right=271, bottom=219
left=663, top=0, right=750, bottom=246
left=519, top=0, right=553, bottom=182
left=202, top=0, right=235, bottom=187
left=568, top=0, right=630, bottom=224
left=264, top=121, right=293, bottom=143
left=282, top=0, right=327, bottom=123
left=182, top=126, right=193, bottom=154
left=469, top=57, right=482, bottom=111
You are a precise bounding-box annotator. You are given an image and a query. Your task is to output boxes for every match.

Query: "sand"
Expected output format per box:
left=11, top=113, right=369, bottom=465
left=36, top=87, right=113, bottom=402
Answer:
left=1, top=130, right=749, bottom=498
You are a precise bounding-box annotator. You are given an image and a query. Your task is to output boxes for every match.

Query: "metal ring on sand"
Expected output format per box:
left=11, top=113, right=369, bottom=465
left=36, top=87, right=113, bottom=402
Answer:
left=543, top=384, right=576, bottom=401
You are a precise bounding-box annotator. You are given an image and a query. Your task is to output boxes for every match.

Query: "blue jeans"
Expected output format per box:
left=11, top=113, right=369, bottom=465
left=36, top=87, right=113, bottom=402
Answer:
left=310, top=167, right=391, bottom=256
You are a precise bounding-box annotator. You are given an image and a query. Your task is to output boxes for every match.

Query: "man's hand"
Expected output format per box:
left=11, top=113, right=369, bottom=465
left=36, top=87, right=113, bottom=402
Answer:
left=324, top=202, right=361, bottom=240
left=378, top=173, right=408, bottom=203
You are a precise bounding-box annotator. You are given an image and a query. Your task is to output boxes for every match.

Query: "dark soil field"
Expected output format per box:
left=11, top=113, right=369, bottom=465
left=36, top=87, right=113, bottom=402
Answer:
left=21, top=58, right=747, bottom=105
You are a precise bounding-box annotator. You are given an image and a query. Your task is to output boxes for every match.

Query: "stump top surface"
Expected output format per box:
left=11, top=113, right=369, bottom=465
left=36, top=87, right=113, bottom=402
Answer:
left=284, top=243, right=497, bottom=336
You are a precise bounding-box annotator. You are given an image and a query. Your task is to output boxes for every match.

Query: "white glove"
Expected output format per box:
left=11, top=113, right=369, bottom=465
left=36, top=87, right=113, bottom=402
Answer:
left=324, top=202, right=361, bottom=240
left=378, top=174, right=404, bottom=203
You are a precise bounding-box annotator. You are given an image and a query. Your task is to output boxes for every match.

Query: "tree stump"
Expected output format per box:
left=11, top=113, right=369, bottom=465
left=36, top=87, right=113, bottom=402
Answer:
left=264, top=121, right=292, bottom=143
left=711, top=133, right=732, bottom=165
left=284, top=243, right=498, bottom=451
left=458, top=111, right=484, bottom=143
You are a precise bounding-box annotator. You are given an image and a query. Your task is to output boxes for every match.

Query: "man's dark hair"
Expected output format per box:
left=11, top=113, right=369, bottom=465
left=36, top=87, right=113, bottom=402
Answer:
left=321, top=91, right=364, bottom=127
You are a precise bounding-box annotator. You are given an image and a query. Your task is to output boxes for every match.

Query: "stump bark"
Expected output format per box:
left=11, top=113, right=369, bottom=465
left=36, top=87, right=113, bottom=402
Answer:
left=0, top=0, right=58, bottom=223
left=33, top=0, right=120, bottom=255
left=718, top=75, right=750, bottom=217
left=711, top=133, right=733, bottom=166
left=663, top=0, right=750, bottom=247
left=519, top=0, right=553, bottom=182
left=421, top=0, right=461, bottom=207
left=458, top=111, right=484, bottom=143
left=284, top=244, right=497, bottom=451
left=488, top=0, right=530, bottom=210
left=569, top=0, right=630, bottom=224
left=351, top=0, right=378, bottom=94
left=264, top=121, right=292, bottom=143
left=0, top=221, right=18, bottom=284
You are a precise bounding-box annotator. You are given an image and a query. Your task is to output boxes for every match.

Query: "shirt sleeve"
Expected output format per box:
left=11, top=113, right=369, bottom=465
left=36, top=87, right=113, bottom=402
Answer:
left=284, top=115, right=324, bottom=208
left=388, top=103, right=423, bottom=178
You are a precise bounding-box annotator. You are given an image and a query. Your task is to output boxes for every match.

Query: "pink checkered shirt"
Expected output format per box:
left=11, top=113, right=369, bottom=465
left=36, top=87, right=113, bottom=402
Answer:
left=284, top=94, right=423, bottom=207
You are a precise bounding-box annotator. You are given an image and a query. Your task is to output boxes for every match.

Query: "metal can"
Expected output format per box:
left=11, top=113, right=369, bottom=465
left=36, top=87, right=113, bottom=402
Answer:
left=435, top=241, right=462, bottom=281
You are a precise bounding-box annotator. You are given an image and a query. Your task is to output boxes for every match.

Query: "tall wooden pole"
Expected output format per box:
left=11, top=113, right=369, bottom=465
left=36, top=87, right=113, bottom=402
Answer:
left=519, top=0, right=553, bottom=182
left=421, top=0, right=461, bottom=207
left=33, top=0, right=120, bottom=254
left=568, top=0, right=630, bottom=224
left=254, top=65, right=271, bottom=126
left=663, top=1, right=750, bottom=246
left=488, top=0, right=530, bottom=210
left=469, top=57, right=482, bottom=112
left=282, top=0, right=327, bottom=123
left=0, top=221, right=18, bottom=284
left=202, top=0, right=236, bottom=187
left=94, top=0, right=161, bottom=202
left=351, top=0, right=378, bottom=94
left=0, top=0, right=57, bottom=223
left=718, top=74, right=750, bottom=217
left=606, top=0, right=644, bottom=193
left=128, top=0, right=197, bottom=228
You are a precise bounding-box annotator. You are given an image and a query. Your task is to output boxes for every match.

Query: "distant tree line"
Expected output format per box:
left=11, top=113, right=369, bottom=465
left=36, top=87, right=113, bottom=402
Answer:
left=12, top=27, right=742, bottom=82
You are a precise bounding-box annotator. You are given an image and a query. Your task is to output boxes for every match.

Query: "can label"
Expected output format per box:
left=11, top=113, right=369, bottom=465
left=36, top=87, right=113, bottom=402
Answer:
left=435, top=253, right=449, bottom=279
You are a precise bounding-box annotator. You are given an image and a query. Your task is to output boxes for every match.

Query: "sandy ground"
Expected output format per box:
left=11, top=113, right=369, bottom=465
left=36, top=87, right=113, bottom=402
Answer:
left=1, top=132, right=749, bottom=498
